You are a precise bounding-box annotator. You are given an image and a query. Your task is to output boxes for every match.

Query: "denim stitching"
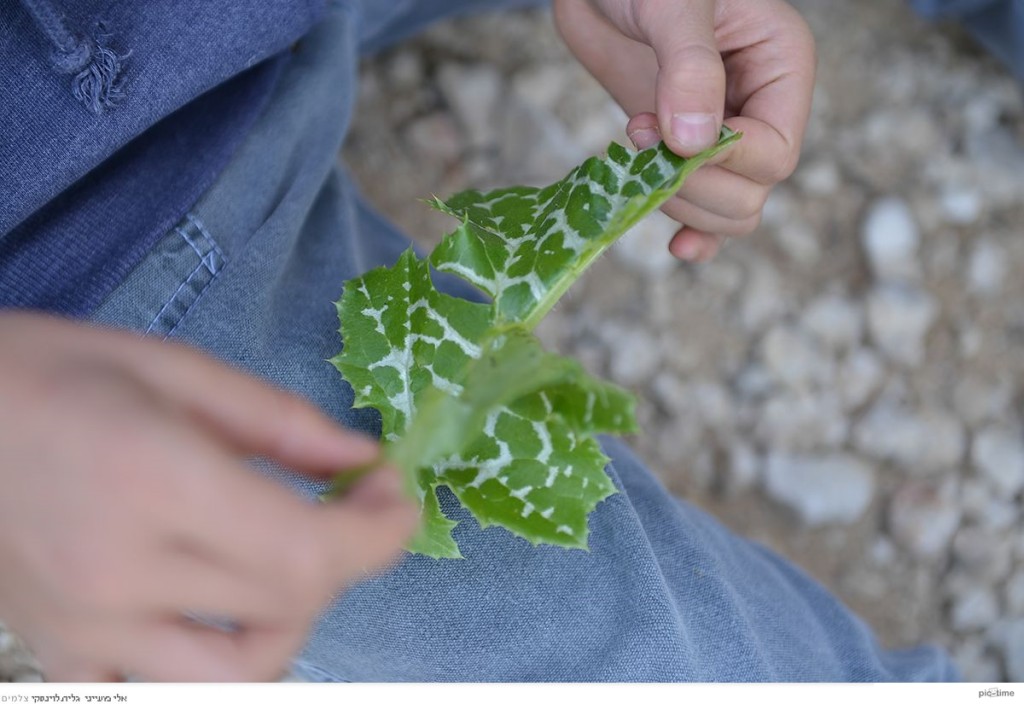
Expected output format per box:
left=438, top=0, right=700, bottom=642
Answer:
left=142, top=214, right=226, bottom=338
left=163, top=266, right=219, bottom=339
left=144, top=259, right=206, bottom=336
left=174, top=224, right=221, bottom=275
left=186, top=212, right=226, bottom=262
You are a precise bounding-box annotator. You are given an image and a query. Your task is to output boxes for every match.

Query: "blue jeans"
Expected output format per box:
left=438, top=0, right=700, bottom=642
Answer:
left=91, top=2, right=958, bottom=682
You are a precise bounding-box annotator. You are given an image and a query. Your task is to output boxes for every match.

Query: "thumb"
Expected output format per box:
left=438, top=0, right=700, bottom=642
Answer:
left=639, top=0, right=725, bottom=156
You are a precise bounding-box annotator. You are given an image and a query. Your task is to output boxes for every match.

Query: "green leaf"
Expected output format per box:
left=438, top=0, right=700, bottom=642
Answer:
left=328, top=133, right=739, bottom=557
left=429, top=130, right=740, bottom=328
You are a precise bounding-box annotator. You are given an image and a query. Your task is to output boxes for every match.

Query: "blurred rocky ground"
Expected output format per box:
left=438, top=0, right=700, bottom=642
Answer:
left=339, top=0, right=1024, bottom=683
left=4, top=0, right=1023, bottom=684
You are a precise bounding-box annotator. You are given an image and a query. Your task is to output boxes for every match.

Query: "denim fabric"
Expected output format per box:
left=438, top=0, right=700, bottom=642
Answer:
left=0, top=0, right=328, bottom=235
left=83, top=1, right=961, bottom=682
left=911, top=0, right=1024, bottom=81
left=0, top=55, right=284, bottom=316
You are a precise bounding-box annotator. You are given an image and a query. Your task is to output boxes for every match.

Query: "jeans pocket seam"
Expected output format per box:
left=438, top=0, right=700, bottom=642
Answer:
left=141, top=213, right=226, bottom=338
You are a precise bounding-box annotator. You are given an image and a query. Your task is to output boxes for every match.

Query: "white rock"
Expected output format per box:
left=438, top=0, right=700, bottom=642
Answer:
left=972, top=425, right=1024, bottom=496
left=386, top=50, right=424, bottom=89
left=952, top=525, right=1013, bottom=584
left=726, top=442, right=760, bottom=493
left=437, top=63, right=503, bottom=150
left=573, top=101, right=629, bottom=153
left=954, top=374, right=1014, bottom=427
left=967, top=238, right=1008, bottom=297
left=608, top=326, right=662, bottom=387
left=773, top=221, right=822, bottom=268
left=853, top=400, right=965, bottom=473
left=734, top=363, right=776, bottom=401
left=940, top=186, right=983, bottom=224
left=888, top=479, right=961, bottom=559
left=951, top=638, right=1004, bottom=682
left=612, top=210, right=679, bottom=276
left=761, top=187, right=796, bottom=228
left=977, top=501, right=1018, bottom=532
left=757, top=391, right=849, bottom=452
left=740, top=262, right=788, bottom=334
left=961, top=479, right=996, bottom=520
left=861, top=197, right=921, bottom=282
left=654, top=420, right=703, bottom=467
left=699, top=258, right=745, bottom=298
left=404, top=112, right=463, bottom=162
left=838, top=348, right=885, bottom=410
left=795, top=159, right=841, bottom=196
left=866, top=283, right=938, bottom=366
left=510, top=62, right=568, bottom=113
left=761, top=325, right=832, bottom=391
left=802, top=294, right=864, bottom=351
left=689, top=448, right=717, bottom=492
left=499, top=96, right=588, bottom=178
left=959, top=324, right=984, bottom=360
left=868, top=537, right=897, bottom=566
left=952, top=587, right=1000, bottom=632
left=1006, top=571, right=1024, bottom=616
left=689, top=382, right=735, bottom=429
left=763, top=452, right=875, bottom=526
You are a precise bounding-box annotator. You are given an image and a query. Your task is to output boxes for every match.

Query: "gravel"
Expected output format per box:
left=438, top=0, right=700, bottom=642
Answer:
left=972, top=426, right=1024, bottom=496
left=866, top=283, right=938, bottom=366
left=763, top=452, right=875, bottom=526
left=862, top=196, right=921, bottom=282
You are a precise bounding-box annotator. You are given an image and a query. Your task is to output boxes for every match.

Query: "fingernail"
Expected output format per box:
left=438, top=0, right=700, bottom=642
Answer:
left=676, top=237, right=703, bottom=261
left=627, top=127, right=660, bottom=150
left=671, top=113, right=718, bottom=153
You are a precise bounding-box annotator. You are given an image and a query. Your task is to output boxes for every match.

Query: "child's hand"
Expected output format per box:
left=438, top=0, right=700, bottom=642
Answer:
left=0, top=312, right=418, bottom=681
left=553, top=0, right=816, bottom=262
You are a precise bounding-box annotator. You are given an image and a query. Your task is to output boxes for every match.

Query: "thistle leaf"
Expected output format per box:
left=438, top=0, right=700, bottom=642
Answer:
left=329, top=134, right=739, bottom=557
left=430, top=130, right=740, bottom=327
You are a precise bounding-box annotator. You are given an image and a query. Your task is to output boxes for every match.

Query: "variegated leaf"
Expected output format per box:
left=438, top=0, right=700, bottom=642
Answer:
left=329, top=133, right=739, bottom=557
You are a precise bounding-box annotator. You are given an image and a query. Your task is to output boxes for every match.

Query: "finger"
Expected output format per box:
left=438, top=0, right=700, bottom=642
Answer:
left=626, top=112, right=660, bottom=149
left=144, top=547, right=287, bottom=626
left=634, top=0, right=725, bottom=156
left=669, top=228, right=721, bottom=263
left=659, top=197, right=762, bottom=240
left=716, top=4, right=815, bottom=184
left=715, top=116, right=805, bottom=186
left=669, top=164, right=771, bottom=221
left=76, top=325, right=380, bottom=476
left=162, top=427, right=414, bottom=604
left=315, top=472, right=420, bottom=585
left=554, top=0, right=658, bottom=116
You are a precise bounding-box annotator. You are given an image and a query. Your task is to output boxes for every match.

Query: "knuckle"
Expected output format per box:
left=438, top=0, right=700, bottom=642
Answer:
left=738, top=186, right=769, bottom=220
left=738, top=212, right=763, bottom=237
left=667, top=43, right=725, bottom=80
left=767, top=151, right=801, bottom=184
